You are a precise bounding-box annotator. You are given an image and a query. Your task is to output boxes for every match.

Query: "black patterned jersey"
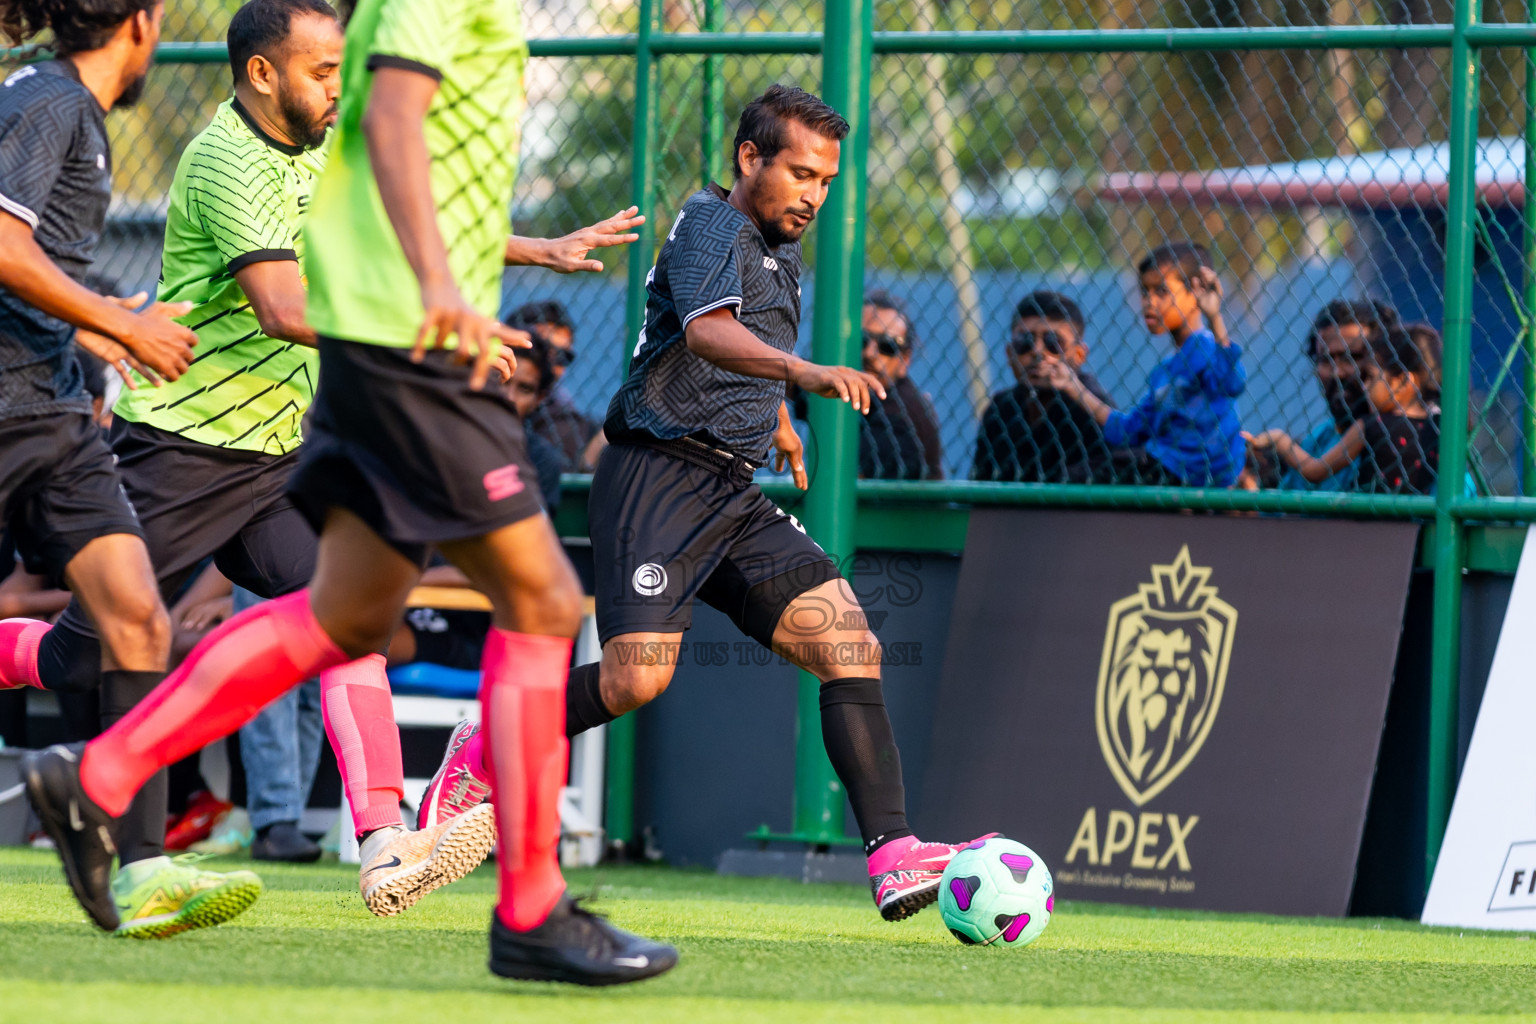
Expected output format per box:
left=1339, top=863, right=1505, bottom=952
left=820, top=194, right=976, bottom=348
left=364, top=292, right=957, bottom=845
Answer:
left=0, top=61, right=111, bottom=420
left=604, top=184, right=803, bottom=463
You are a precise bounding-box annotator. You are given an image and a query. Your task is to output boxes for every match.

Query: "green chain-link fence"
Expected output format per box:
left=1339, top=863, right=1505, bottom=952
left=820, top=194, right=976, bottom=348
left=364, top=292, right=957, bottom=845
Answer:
left=6, top=0, right=1530, bottom=880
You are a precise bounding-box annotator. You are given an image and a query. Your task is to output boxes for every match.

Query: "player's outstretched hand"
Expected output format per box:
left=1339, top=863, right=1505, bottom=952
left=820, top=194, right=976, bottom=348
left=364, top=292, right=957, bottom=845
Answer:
left=414, top=282, right=531, bottom=390
left=110, top=295, right=197, bottom=383
left=542, top=207, right=646, bottom=274
left=771, top=416, right=808, bottom=490
left=793, top=363, right=886, bottom=415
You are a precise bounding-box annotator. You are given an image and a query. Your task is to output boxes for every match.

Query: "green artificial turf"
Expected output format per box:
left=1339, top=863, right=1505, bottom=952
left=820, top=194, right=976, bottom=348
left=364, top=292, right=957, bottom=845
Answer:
left=0, top=847, right=1533, bottom=1023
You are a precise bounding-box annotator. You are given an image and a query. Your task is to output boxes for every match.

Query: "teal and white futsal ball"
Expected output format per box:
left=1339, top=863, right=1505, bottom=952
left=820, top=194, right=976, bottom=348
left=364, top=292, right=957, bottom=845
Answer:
left=938, top=836, right=1053, bottom=947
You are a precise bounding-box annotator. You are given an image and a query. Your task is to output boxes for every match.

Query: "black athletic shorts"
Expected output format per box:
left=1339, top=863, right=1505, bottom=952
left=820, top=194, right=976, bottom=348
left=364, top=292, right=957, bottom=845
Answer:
left=0, top=412, right=144, bottom=579
left=588, top=441, right=840, bottom=647
left=53, top=419, right=317, bottom=641
left=288, top=338, right=545, bottom=564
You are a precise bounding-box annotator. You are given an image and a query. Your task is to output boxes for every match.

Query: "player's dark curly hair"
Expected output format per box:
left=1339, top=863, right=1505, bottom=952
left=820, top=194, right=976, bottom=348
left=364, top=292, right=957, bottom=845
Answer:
left=1, top=0, right=157, bottom=55
left=228, top=0, right=338, bottom=85
left=732, top=84, right=849, bottom=178
left=1305, top=298, right=1400, bottom=361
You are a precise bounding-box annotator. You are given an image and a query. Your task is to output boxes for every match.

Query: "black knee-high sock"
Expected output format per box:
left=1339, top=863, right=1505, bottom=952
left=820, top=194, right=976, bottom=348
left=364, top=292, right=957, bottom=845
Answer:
left=101, top=670, right=169, bottom=865
left=565, top=661, right=616, bottom=738
left=819, top=677, right=913, bottom=854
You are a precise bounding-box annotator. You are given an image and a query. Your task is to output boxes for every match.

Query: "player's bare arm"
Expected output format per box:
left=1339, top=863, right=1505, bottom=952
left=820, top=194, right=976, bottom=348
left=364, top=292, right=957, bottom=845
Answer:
left=685, top=305, right=885, bottom=414
left=363, top=66, right=524, bottom=389
left=504, top=207, right=645, bottom=272
left=235, top=260, right=316, bottom=346
left=0, top=215, right=196, bottom=380
left=771, top=401, right=808, bottom=489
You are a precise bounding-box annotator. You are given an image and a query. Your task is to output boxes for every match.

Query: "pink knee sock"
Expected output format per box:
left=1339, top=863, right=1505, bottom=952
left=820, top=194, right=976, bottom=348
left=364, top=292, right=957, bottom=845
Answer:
left=0, top=619, right=48, bottom=690
left=481, top=627, right=572, bottom=932
left=81, top=591, right=349, bottom=816
left=321, top=653, right=405, bottom=835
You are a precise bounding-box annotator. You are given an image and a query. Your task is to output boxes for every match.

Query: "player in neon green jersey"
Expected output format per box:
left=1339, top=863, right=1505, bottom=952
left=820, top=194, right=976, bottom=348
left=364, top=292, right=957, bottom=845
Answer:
left=18, top=0, right=643, bottom=934
left=27, top=0, right=679, bottom=983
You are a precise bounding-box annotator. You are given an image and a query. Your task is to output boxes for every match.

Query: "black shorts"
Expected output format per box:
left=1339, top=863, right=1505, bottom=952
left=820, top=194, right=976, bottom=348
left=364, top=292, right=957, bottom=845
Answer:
left=54, top=419, right=317, bottom=641
left=0, top=412, right=144, bottom=579
left=588, top=442, right=840, bottom=647
left=288, top=338, right=545, bottom=563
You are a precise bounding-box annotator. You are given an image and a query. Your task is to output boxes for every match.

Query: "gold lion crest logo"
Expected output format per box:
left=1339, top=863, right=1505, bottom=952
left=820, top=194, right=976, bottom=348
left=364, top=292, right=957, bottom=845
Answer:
left=1095, top=546, right=1236, bottom=806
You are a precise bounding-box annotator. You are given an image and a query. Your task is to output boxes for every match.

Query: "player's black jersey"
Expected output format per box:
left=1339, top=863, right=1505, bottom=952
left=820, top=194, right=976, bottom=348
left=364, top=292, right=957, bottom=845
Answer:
left=604, top=184, right=803, bottom=463
left=0, top=61, right=111, bottom=420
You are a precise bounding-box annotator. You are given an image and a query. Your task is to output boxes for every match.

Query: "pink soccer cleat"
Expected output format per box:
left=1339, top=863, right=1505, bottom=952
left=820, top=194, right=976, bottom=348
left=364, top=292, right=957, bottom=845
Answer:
left=869, top=833, right=999, bottom=922
left=417, top=720, right=492, bottom=830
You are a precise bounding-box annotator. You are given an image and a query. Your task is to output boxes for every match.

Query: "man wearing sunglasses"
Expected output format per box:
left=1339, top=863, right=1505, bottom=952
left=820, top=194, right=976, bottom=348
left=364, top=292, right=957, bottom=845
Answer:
left=857, top=290, right=943, bottom=480
left=972, top=290, right=1119, bottom=483
left=507, top=299, right=602, bottom=471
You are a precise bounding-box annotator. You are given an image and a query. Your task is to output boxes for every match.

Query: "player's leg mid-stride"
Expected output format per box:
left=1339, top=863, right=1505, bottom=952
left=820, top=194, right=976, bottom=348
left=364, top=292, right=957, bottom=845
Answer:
left=0, top=0, right=259, bottom=936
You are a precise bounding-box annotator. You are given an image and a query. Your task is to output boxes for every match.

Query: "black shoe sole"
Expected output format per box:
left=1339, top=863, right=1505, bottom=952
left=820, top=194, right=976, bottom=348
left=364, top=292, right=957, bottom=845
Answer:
left=489, top=950, right=678, bottom=987
left=880, top=880, right=940, bottom=922
left=22, top=750, right=119, bottom=931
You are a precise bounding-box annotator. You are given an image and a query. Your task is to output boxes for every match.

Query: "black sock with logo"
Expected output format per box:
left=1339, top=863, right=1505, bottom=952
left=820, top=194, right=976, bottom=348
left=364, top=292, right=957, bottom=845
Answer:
left=819, top=676, right=912, bottom=852
left=101, top=669, right=169, bottom=865
left=565, top=662, right=615, bottom=738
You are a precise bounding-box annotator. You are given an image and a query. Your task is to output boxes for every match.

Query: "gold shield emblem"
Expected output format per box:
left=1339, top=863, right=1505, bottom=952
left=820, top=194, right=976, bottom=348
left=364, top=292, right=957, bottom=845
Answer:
left=1095, top=546, right=1236, bottom=806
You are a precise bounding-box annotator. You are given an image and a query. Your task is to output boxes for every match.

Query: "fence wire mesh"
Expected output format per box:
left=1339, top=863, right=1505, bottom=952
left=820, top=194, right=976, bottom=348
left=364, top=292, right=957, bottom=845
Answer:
left=4, top=1, right=1534, bottom=501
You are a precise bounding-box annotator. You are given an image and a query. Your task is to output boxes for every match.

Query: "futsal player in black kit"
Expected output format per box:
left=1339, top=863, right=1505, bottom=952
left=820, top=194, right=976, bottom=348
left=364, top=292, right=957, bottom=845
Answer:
left=0, top=0, right=268, bottom=934
left=594, top=86, right=990, bottom=920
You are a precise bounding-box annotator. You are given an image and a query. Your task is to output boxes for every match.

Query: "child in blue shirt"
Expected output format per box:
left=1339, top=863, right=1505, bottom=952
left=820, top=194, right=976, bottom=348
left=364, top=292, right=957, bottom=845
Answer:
left=1043, top=242, right=1246, bottom=486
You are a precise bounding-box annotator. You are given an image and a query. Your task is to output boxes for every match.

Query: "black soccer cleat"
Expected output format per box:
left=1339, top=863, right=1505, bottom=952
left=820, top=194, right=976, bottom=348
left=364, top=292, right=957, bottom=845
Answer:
left=22, top=743, right=121, bottom=931
left=488, top=896, right=679, bottom=986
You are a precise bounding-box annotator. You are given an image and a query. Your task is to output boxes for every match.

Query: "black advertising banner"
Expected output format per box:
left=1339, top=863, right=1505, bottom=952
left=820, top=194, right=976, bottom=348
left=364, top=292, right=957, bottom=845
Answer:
left=918, top=510, right=1418, bottom=916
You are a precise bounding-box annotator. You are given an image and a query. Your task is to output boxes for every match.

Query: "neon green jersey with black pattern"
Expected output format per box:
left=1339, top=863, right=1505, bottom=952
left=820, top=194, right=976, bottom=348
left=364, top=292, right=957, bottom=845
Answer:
left=115, top=99, right=325, bottom=455
left=302, top=0, right=527, bottom=347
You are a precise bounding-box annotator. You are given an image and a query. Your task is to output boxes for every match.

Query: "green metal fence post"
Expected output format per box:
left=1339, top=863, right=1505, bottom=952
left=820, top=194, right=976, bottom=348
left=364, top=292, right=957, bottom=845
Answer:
left=1427, top=0, right=1482, bottom=884
left=701, top=0, right=725, bottom=187
left=786, top=0, right=874, bottom=846
left=1525, top=2, right=1536, bottom=495
left=605, top=0, right=658, bottom=854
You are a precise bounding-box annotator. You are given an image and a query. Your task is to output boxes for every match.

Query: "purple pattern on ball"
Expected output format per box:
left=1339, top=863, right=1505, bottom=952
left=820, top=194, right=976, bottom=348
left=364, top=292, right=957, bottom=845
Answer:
left=1046, top=894, right=1055, bottom=914
left=995, top=912, right=1031, bottom=943
left=999, top=852, right=1034, bottom=883
left=949, top=875, right=979, bottom=912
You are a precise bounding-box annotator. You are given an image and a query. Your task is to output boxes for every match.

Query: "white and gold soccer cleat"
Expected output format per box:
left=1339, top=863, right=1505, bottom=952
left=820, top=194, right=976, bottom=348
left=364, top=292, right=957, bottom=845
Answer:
left=358, top=803, right=497, bottom=917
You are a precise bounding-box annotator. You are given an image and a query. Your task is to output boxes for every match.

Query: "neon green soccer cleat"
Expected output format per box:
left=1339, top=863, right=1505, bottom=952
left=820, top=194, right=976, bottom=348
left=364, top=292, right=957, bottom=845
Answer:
left=110, top=854, right=262, bottom=939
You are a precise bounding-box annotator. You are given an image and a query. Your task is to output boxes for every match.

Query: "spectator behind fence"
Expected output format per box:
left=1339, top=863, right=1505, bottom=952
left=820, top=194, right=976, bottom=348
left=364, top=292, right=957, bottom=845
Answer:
left=1040, top=242, right=1246, bottom=486
left=1247, top=327, right=1440, bottom=495
left=1407, top=321, right=1444, bottom=402
left=508, top=299, right=602, bottom=471
left=1279, top=299, right=1399, bottom=493
left=501, top=332, right=565, bottom=514
left=857, top=290, right=943, bottom=480
left=972, top=290, right=1119, bottom=483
